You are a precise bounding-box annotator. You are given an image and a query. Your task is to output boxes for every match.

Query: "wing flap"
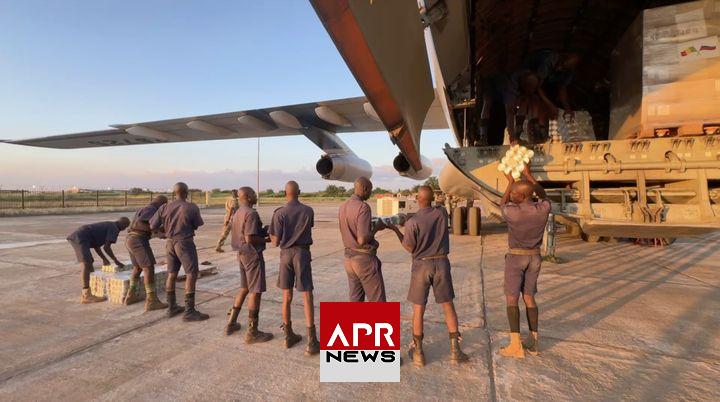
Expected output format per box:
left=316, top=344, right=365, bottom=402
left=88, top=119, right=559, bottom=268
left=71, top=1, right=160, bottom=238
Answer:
left=6, top=95, right=447, bottom=150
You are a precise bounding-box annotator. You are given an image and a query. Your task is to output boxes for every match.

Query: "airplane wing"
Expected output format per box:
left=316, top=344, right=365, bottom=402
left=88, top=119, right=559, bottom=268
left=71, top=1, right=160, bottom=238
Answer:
left=6, top=96, right=447, bottom=155
left=311, top=0, right=435, bottom=172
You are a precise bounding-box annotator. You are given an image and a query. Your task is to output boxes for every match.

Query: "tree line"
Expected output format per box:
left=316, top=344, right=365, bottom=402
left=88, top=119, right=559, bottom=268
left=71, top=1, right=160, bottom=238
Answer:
left=207, top=176, right=440, bottom=198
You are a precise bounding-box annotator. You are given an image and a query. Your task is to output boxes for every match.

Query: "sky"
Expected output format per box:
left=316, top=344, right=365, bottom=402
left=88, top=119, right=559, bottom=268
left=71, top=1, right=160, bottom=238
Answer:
left=0, top=0, right=456, bottom=192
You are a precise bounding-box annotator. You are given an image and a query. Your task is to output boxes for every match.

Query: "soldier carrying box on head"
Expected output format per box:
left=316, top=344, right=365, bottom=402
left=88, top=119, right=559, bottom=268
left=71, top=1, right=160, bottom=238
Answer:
left=498, top=162, right=550, bottom=358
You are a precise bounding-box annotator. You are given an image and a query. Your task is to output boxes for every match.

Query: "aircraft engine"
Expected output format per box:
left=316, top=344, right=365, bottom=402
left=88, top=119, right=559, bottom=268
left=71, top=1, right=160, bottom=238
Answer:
left=315, top=154, right=373, bottom=182
left=393, top=153, right=433, bottom=181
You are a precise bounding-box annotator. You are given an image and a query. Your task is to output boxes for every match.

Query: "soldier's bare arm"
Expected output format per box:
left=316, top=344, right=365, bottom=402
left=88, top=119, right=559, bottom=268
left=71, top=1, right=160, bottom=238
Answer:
left=522, top=164, right=547, bottom=199
left=103, top=242, right=123, bottom=267
left=501, top=172, right=515, bottom=205
left=94, top=246, right=110, bottom=266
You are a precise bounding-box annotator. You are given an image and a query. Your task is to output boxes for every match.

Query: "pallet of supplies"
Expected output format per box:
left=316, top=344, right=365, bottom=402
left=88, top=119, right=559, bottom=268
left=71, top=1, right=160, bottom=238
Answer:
left=610, top=0, right=720, bottom=139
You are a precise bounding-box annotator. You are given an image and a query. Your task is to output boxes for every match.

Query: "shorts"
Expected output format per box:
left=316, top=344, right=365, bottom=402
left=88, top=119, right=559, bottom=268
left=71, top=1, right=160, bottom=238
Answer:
left=343, top=252, right=386, bottom=302
left=68, top=239, right=93, bottom=264
left=407, top=257, right=455, bottom=305
left=277, top=246, right=313, bottom=291
left=504, top=254, right=542, bottom=297
left=166, top=238, right=199, bottom=275
left=238, top=250, right=267, bottom=293
left=125, top=235, right=155, bottom=268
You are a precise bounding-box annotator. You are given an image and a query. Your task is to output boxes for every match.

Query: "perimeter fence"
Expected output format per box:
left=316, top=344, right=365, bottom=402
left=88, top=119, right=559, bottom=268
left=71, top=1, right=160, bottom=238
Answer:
left=0, top=189, right=207, bottom=210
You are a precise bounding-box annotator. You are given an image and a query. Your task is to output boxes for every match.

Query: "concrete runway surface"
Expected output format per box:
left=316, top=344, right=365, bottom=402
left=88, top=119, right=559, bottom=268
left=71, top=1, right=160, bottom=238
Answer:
left=0, top=203, right=718, bottom=401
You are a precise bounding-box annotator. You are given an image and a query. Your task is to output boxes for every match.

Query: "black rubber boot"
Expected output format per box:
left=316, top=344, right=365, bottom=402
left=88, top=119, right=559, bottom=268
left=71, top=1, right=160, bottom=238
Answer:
left=282, top=321, right=302, bottom=348
left=166, top=290, right=184, bottom=318
left=305, top=325, right=320, bottom=355
left=449, top=332, right=469, bottom=363
left=225, top=307, right=242, bottom=335
left=245, top=311, right=274, bottom=344
left=408, top=334, right=425, bottom=367
left=182, top=292, right=209, bottom=322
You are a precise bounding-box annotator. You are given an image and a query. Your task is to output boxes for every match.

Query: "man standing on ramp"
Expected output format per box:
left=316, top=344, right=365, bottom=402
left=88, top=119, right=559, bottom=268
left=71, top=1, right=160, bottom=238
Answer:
left=499, top=164, right=550, bottom=357
left=338, top=177, right=387, bottom=302
left=269, top=181, right=320, bottom=355
left=150, top=182, right=208, bottom=321
left=123, top=195, right=168, bottom=311
left=386, top=186, right=469, bottom=366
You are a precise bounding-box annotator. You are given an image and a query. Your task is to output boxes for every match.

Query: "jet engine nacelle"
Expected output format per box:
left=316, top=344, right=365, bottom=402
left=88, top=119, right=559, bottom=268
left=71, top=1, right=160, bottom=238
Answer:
left=316, top=154, right=373, bottom=182
left=393, top=153, right=433, bottom=181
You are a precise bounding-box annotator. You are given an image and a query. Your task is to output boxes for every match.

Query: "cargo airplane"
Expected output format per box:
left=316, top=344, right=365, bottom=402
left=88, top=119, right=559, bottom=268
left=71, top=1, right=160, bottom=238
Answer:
left=5, top=0, right=720, bottom=241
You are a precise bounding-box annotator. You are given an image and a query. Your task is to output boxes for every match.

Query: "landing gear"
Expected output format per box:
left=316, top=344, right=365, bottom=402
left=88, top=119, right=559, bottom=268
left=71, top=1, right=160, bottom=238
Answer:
left=449, top=206, right=481, bottom=236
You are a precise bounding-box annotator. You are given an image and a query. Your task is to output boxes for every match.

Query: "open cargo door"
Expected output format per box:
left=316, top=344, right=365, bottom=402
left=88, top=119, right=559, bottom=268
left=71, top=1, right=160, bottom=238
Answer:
left=311, top=0, right=434, bottom=171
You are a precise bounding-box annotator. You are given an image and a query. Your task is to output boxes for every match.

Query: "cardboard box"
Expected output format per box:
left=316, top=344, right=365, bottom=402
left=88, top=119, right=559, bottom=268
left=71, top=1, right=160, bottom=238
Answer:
left=610, top=0, right=720, bottom=139
left=90, top=264, right=217, bottom=304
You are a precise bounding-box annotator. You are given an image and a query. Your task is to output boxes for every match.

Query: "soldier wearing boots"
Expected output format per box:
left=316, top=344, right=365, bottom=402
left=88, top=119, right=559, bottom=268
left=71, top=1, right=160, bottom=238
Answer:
left=149, top=182, right=208, bottom=322
left=386, top=186, right=469, bottom=366
left=338, top=176, right=388, bottom=302
left=224, top=187, right=273, bottom=344
left=67, top=217, right=130, bottom=303
left=123, top=195, right=169, bottom=311
left=215, top=189, right=239, bottom=253
left=269, top=181, right=320, bottom=355
left=499, top=163, right=550, bottom=358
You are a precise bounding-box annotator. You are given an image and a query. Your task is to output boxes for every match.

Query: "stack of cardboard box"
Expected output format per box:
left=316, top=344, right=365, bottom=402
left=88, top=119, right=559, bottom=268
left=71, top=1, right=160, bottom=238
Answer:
left=90, top=264, right=217, bottom=304
left=610, top=0, right=720, bottom=139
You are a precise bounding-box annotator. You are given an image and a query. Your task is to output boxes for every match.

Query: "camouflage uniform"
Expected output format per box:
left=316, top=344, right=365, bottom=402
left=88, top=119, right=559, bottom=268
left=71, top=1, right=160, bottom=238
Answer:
left=216, top=195, right=239, bottom=249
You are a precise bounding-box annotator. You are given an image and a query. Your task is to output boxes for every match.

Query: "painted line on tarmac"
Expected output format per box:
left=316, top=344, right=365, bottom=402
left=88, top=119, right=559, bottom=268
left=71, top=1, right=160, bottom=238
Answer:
left=0, top=239, right=67, bottom=250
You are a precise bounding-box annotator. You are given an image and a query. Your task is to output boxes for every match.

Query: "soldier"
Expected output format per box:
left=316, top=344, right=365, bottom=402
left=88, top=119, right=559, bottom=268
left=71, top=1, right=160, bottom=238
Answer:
left=338, top=176, right=387, bottom=302
left=215, top=189, right=239, bottom=253
left=149, top=182, right=208, bottom=321
left=224, top=186, right=274, bottom=344
left=386, top=186, right=469, bottom=366
left=269, top=181, right=320, bottom=355
left=122, top=195, right=169, bottom=311
left=499, top=163, right=550, bottom=358
left=67, top=217, right=131, bottom=303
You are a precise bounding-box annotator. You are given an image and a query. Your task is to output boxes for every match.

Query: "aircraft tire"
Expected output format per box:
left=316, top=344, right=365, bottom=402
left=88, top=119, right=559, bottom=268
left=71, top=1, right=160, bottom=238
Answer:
left=452, top=206, right=466, bottom=236
left=467, top=207, right=481, bottom=236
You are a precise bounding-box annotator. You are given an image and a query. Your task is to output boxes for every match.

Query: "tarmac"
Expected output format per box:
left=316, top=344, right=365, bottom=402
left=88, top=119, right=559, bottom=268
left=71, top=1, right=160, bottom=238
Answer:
left=0, top=202, right=718, bottom=401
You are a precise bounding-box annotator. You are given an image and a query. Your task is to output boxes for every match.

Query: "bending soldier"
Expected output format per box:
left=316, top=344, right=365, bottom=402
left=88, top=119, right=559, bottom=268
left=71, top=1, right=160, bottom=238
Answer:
left=123, top=195, right=169, bottom=311
left=67, top=217, right=130, bottom=303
